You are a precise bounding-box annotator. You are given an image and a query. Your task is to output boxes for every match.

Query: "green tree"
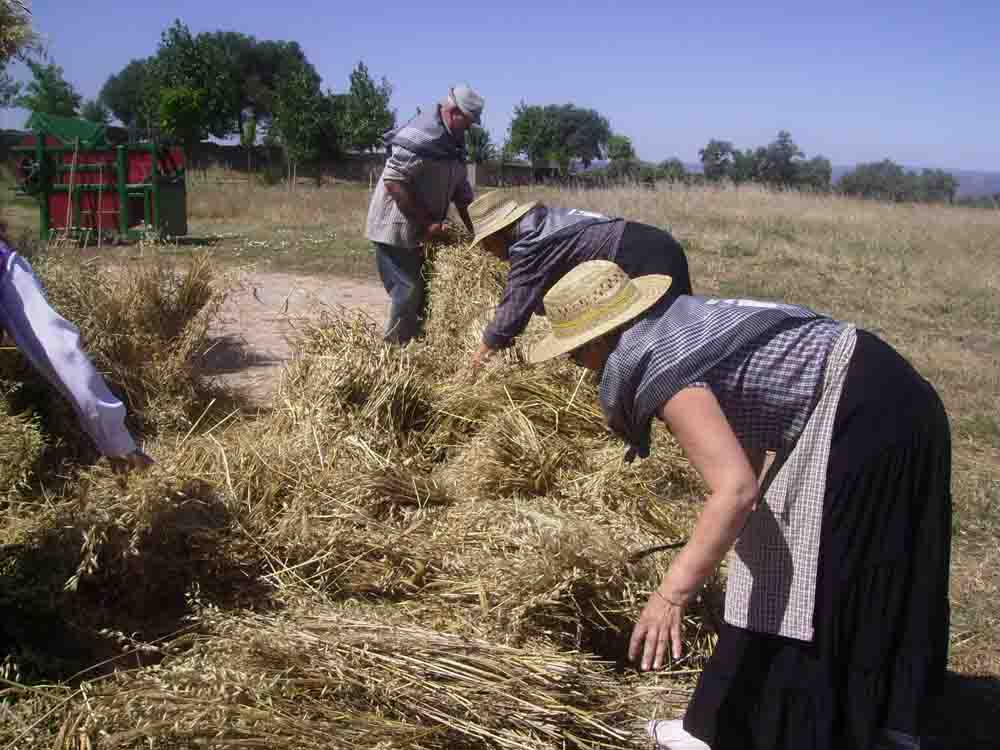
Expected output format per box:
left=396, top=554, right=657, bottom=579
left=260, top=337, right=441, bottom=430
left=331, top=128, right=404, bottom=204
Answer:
left=271, top=61, right=338, bottom=188
left=80, top=98, right=111, bottom=125
left=607, top=134, right=636, bottom=162
left=837, top=160, right=910, bottom=201
left=1, top=1, right=37, bottom=61
left=658, top=158, right=687, bottom=181
left=508, top=103, right=611, bottom=169
left=153, top=20, right=240, bottom=138
left=159, top=85, right=206, bottom=162
left=916, top=169, right=957, bottom=203
left=551, top=104, right=611, bottom=167
left=99, top=57, right=157, bottom=129
left=699, top=139, right=735, bottom=181
left=241, top=113, right=257, bottom=174
left=0, top=70, right=17, bottom=107
left=337, top=61, right=394, bottom=152
left=197, top=32, right=318, bottom=133
left=757, top=130, right=804, bottom=186
left=797, top=156, right=832, bottom=191
left=465, top=126, right=495, bottom=163
left=508, top=103, right=554, bottom=164
left=14, top=59, right=81, bottom=116
left=730, top=148, right=764, bottom=184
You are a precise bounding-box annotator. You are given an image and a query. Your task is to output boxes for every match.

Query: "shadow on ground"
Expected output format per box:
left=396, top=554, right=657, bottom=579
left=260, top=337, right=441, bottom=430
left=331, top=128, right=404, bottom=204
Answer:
left=199, top=333, right=278, bottom=375
left=0, top=483, right=274, bottom=684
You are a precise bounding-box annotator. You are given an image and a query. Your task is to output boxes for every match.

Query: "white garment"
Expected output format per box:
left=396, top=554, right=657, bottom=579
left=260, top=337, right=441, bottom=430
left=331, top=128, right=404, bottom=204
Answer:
left=0, top=253, right=137, bottom=457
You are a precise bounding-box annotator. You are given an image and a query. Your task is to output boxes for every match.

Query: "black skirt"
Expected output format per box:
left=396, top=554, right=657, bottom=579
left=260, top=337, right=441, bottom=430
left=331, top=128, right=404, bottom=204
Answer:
left=683, top=330, right=952, bottom=749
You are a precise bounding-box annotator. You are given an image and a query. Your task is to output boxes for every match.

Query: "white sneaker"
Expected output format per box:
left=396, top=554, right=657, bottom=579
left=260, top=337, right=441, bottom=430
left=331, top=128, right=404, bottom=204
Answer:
left=646, top=719, right=711, bottom=749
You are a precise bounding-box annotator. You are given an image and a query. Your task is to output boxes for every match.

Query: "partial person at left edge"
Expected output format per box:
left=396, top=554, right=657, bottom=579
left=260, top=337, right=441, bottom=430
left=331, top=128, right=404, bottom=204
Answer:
left=0, top=226, right=152, bottom=474
left=365, top=83, right=484, bottom=345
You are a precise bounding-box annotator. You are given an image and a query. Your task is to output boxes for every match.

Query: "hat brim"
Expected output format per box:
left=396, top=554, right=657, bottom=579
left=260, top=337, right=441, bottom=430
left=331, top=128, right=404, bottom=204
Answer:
left=527, top=274, right=673, bottom=363
left=470, top=201, right=539, bottom=248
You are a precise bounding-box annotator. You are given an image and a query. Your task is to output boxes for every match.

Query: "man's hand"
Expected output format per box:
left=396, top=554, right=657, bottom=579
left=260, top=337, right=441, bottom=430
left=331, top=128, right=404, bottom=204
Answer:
left=423, top=222, right=450, bottom=241
left=108, top=450, right=155, bottom=475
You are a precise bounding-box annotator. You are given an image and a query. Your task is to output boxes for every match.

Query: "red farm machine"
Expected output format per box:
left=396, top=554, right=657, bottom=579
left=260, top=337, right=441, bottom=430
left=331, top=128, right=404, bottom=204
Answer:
left=13, top=113, right=187, bottom=242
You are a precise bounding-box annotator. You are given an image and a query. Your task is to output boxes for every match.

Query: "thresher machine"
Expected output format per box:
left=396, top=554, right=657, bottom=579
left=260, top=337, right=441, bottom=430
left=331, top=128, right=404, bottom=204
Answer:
left=12, top=113, right=188, bottom=242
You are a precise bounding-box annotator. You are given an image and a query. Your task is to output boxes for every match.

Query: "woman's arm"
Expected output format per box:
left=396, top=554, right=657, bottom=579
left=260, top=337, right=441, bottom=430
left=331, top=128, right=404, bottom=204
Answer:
left=629, top=385, right=759, bottom=671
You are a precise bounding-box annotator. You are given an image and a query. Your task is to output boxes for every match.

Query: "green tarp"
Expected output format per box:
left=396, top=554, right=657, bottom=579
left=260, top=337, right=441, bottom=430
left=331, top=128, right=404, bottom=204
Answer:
left=25, top=112, right=108, bottom=149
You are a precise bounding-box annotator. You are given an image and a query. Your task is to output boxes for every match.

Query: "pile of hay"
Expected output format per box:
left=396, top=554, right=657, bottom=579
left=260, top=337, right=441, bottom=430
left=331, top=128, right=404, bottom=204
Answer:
left=54, top=604, right=634, bottom=750
left=1, top=243, right=716, bottom=749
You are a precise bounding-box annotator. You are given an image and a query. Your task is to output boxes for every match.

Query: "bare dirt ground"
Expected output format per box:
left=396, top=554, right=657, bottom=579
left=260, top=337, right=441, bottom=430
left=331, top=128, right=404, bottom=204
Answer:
left=204, top=270, right=388, bottom=405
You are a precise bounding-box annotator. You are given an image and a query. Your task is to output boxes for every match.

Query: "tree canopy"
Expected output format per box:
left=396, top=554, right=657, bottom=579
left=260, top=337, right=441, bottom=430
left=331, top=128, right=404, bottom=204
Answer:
left=80, top=98, right=111, bottom=125
left=699, top=139, right=736, bottom=181
left=607, top=134, right=636, bottom=162
left=508, top=103, right=612, bottom=169
left=465, top=126, right=496, bottom=164
left=98, top=22, right=324, bottom=139
left=270, top=57, right=339, bottom=174
left=14, top=59, right=81, bottom=117
left=699, top=132, right=832, bottom=191
left=158, top=85, right=207, bottom=160
left=152, top=20, right=240, bottom=139
left=336, top=61, right=394, bottom=153
left=99, top=57, right=157, bottom=129
left=837, top=160, right=957, bottom=203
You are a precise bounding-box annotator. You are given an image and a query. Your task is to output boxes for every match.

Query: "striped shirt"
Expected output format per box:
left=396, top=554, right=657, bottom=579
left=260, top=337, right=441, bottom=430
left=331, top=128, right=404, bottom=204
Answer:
left=365, top=145, right=472, bottom=249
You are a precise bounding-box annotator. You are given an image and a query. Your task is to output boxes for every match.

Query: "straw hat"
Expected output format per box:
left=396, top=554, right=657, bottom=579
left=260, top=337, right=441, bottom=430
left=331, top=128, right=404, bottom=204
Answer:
left=468, top=191, right=539, bottom=248
left=528, top=260, right=672, bottom=363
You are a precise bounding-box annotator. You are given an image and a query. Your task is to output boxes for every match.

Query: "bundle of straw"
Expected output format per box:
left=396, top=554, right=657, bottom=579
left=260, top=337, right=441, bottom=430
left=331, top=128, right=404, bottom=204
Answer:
left=59, top=605, right=637, bottom=750
left=0, top=405, right=45, bottom=502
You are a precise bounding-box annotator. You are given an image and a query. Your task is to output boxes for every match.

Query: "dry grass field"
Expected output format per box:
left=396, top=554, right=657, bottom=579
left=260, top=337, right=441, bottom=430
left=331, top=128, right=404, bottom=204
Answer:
left=0, top=176, right=998, bottom=748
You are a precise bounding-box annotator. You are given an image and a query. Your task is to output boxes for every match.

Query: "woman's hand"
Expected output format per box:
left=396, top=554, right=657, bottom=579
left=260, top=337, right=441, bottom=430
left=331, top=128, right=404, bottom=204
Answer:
left=629, top=587, right=690, bottom=671
left=108, top=450, right=155, bottom=475
left=469, top=342, right=495, bottom=380
left=627, top=386, right=762, bottom=672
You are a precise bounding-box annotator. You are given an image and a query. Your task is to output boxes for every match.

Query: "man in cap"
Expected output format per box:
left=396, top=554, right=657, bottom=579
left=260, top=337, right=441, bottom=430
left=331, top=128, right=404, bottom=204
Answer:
left=365, top=83, right=485, bottom=345
left=467, top=192, right=693, bottom=374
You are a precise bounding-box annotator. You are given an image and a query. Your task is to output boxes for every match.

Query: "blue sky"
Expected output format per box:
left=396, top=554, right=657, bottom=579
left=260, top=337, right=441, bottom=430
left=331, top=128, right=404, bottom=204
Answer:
left=5, top=0, right=999, bottom=171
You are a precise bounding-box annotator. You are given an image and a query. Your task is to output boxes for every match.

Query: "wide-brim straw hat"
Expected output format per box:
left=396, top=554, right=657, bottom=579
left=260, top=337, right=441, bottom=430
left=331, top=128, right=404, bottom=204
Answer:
left=528, top=260, right=672, bottom=363
left=468, top=191, right=539, bottom=248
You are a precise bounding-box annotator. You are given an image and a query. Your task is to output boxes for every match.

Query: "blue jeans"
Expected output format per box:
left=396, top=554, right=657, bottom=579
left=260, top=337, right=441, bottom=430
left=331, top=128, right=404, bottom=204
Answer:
left=374, top=242, right=426, bottom=345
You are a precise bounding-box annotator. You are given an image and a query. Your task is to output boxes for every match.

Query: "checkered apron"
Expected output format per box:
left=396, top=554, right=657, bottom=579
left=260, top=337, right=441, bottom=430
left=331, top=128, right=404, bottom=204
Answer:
left=724, top=325, right=857, bottom=641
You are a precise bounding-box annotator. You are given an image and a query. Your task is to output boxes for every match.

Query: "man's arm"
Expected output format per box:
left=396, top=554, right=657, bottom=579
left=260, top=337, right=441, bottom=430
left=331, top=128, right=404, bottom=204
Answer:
left=453, top=175, right=475, bottom=235
left=456, top=203, right=474, bottom=235
left=383, top=179, right=435, bottom=229
left=0, top=255, right=140, bottom=458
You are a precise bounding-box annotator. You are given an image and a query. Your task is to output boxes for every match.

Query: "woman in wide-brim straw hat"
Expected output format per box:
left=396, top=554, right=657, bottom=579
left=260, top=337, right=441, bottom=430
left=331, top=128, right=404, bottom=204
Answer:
left=531, top=261, right=951, bottom=750
left=465, top=191, right=692, bottom=375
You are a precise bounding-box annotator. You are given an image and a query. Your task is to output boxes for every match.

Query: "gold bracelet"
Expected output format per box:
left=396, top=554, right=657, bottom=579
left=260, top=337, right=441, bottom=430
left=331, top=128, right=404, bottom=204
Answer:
left=654, top=590, right=687, bottom=607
